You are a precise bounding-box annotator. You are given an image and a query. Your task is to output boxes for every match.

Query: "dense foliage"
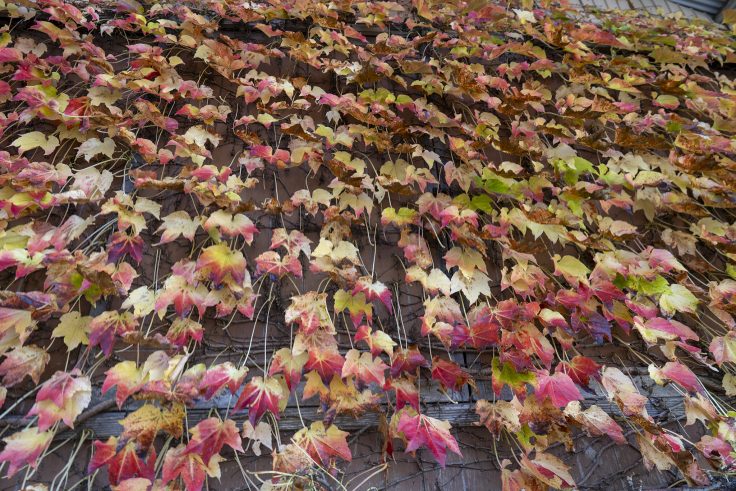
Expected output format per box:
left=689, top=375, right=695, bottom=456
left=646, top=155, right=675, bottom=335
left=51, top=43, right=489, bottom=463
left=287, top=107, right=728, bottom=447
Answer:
left=0, top=0, right=735, bottom=489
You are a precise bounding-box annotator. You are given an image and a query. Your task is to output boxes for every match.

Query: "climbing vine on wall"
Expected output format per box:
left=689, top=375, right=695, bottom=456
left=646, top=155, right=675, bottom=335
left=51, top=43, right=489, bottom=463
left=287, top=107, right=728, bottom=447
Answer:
left=0, top=0, right=735, bottom=489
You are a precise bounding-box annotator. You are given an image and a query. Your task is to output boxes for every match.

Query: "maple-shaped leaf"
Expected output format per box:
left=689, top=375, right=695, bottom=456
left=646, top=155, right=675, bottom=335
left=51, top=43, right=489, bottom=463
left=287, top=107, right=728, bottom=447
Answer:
left=564, top=401, right=625, bottom=444
left=162, top=444, right=223, bottom=491
left=155, top=261, right=211, bottom=319
left=119, top=403, right=184, bottom=448
left=342, top=349, right=388, bottom=386
left=311, top=238, right=360, bottom=264
left=195, top=243, right=246, bottom=286
left=89, top=311, right=139, bottom=357
left=200, top=362, right=248, bottom=400
left=12, top=131, right=59, bottom=155
left=203, top=210, right=258, bottom=244
left=77, top=137, right=116, bottom=162
left=269, top=228, right=312, bottom=257
left=431, top=357, right=472, bottom=393
left=102, top=361, right=145, bottom=407
left=556, top=355, right=600, bottom=388
left=184, top=417, right=243, bottom=463
left=0, top=345, right=49, bottom=387
left=0, top=427, right=53, bottom=477
left=292, top=422, right=352, bottom=467
left=27, top=369, right=91, bottom=431
left=334, top=289, right=372, bottom=326
left=255, top=251, right=302, bottom=278
left=659, top=284, right=699, bottom=316
left=396, top=409, right=462, bottom=467
left=353, top=277, right=393, bottom=312
left=235, top=376, right=287, bottom=425
left=390, top=346, right=429, bottom=377
left=354, top=325, right=396, bottom=357
left=534, top=370, right=582, bottom=408
left=444, top=247, right=487, bottom=279
left=51, top=311, right=91, bottom=351
left=166, top=318, right=204, bottom=347
left=107, top=231, right=144, bottom=263
left=284, top=292, right=334, bottom=334
left=268, top=348, right=308, bottom=392
left=466, top=305, right=500, bottom=349
left=89, top=437, right=156, bottom=485
left=449, top=269, right=492, bottom=304
left=305, top=348, right=345, bottom=382
left=156, top=211, right=201, bottom=244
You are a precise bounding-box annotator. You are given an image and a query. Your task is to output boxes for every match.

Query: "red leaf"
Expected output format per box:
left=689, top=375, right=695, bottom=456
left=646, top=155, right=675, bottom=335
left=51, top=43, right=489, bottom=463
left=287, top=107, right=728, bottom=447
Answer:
left=199, top=362, right=248, bottom=400
left=431, top=357, right=472, bottom=392
left=292, top=421, right=352, bottom=466
left=0, top=427, right=53, bottom=477
left=235, top=376, right=286, bottom=425
left=89, top=437, right=156, bottom=485
left=534, top=370, right=582, bottom=408
left=184, top=418, right=243, bottom=463
left=557, top=355, right=600, bottom=387
left=396, top=410, right=461, bottom=467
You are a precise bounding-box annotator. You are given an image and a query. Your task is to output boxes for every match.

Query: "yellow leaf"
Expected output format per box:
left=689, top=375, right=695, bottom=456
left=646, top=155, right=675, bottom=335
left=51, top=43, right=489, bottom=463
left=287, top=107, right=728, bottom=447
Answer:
left=51, top=312, right=90, bottom=350
left=12, top=131, right=59, bottom=155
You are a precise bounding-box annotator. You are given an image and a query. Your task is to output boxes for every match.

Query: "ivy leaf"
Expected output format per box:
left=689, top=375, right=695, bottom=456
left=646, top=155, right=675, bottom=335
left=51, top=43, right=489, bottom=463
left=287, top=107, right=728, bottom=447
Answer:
left=203, top=210, right=258, bottom=244
left=354, top=325, right=396, bottom=357
left=293, top=421, right=352, bottom=466
left=51, top=311, right=91, bottom=351
left=235, top=376, right=287, bottom=425
left=199, top=362, right=248, bottom=400
left=76, top=137, right=116, bottom=161
left=0, top=307, right=35, bottom=337
left=564, top=401, right=625, bottom=444
left=285, top=292, right=333, bottom=334
left=162, top=444, right=223, bottom=491
left=534, top=370, right=582, bottom=408
left=88, top=437, right=156, bottom=485
left=334, top=289, right=372, bottom=326
left=268, top=348, right=307, bottom=392
left=242, top=421, right=273, bottom=456
left=195, top=243, right=247, bottom=286
left=0, top=427, right=53, bottom=477
left=553, top=255, right=590, bottom=286
left=0, top=345, right=49, bottom=387
left=184, top=417, right=243, bottom=463
left=659, top=284, right=699, bottom=316
left=492, top=358, right=535, bottom=399
left=431, top=357, right=472, bottom=393
left=396, top=409, right=462, bottom=467
left=119, top=403, right=184, bottom=448
left=648, top=361, right=703, bottom=394
left=342, top=349, right=388, bottom=386
left=102, top=361, right=145, bottom=407
left=27, top=370, right=91, bottom=431
left=12, top=131, right=59, bottom=155
left=156, top=211, right=201, bottom=244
